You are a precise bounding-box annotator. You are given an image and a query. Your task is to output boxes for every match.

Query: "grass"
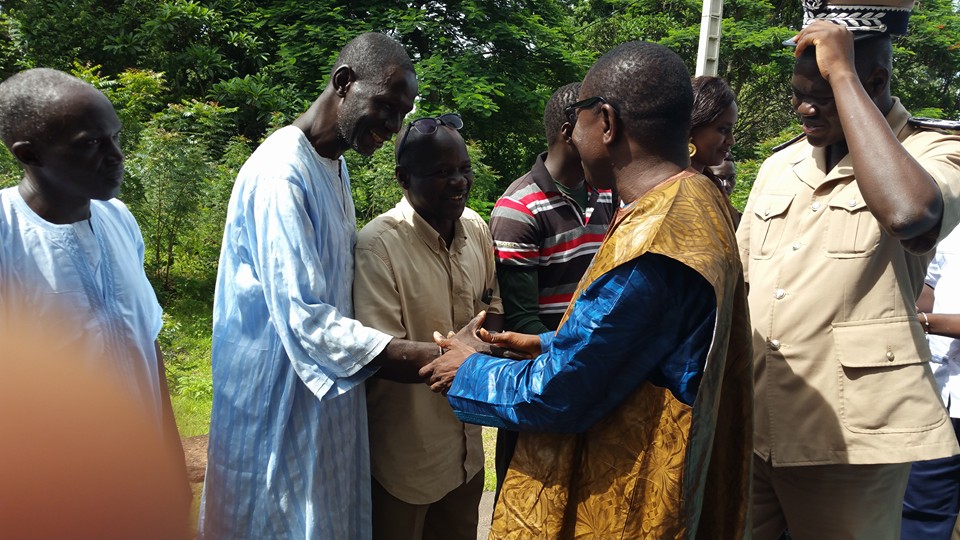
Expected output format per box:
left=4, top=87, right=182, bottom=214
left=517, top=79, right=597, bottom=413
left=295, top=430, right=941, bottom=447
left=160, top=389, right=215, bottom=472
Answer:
left=481, top=427, right=497, bottom=491
left=160, top=293, right=215, bottom=438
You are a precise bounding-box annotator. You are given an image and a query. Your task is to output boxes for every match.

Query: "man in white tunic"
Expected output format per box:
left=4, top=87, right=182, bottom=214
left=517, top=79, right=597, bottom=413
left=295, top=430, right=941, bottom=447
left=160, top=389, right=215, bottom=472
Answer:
left=200, top=32, right=441, bottom=539
left=0, top=68, right=190, bottom=537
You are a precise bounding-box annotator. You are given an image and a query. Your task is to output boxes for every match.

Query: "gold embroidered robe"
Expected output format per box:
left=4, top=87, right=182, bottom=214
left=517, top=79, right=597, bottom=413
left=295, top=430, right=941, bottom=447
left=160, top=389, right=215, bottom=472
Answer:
left=490, top=171, right=753, bottom=539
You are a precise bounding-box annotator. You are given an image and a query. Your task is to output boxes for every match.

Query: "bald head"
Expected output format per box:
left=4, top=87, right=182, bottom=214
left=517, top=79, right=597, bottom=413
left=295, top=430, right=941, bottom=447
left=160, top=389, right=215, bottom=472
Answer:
left=331, top=32, right=415, bottom=83
left=0, top=68, right=95, bottom=149
left=581, top=41, right=692, bottom=159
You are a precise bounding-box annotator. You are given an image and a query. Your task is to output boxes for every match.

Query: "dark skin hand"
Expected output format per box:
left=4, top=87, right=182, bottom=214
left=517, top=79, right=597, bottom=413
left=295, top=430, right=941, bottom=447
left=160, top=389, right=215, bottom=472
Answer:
left=477, top=328, right=542, bottom=358
left=916, top=283, right=960, bottom=339
left=420, top=312, right=537, bottom=394
left=922, top=312, right=960, bottom=340
left=793, top=22, right=943, bottom=251
left=368, top=338, right=440, bottom=383
left=372, top=312, right=508, bottom=384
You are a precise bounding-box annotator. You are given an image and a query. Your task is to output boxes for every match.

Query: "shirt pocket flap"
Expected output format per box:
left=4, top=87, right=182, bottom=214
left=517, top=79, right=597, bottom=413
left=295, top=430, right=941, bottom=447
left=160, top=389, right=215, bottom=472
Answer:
left=833, top=316, right=928, bottom=368
left=827, top=184, right=868, bottom=213
left=752, top=194, right=794, bottom=222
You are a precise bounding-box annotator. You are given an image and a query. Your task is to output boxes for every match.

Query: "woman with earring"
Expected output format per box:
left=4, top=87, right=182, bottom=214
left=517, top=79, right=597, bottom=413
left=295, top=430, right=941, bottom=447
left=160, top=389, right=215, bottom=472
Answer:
left=690, top=76, right=740, bottom=227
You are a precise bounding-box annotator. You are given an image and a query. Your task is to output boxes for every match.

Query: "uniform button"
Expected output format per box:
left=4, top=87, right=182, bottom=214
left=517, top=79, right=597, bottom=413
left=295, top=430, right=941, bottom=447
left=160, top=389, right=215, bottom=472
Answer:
left=764, top=208, right=770, bottom=216
left=769, top=339, right=781, bottom=351
left=774, top=288, right=786, bottom=299
left=811, top=201, right=822, bottom=212
left=848, top=199, right=858, bottom=208
left=886, top=351, right=895, bottom=361
left=792, top=242, right=802, bottom=251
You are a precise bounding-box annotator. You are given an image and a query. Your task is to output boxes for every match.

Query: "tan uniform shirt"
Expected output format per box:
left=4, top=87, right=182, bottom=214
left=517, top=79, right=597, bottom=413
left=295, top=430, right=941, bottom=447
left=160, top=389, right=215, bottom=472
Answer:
left=354, top=198, right=502, bottom=504
left=737, top=99, right=960, bottom=466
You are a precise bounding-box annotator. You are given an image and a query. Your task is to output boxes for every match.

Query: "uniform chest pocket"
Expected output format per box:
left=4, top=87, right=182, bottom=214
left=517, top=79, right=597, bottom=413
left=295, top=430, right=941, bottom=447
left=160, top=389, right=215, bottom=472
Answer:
left=824, top=194, right=881, bottom=258
left=750, top=194, right=794, bottom=260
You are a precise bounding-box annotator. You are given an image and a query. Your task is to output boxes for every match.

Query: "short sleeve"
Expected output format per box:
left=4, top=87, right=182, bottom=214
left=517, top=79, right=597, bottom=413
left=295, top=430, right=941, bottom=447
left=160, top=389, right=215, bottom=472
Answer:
left=490, top=195, right=540, bottom=268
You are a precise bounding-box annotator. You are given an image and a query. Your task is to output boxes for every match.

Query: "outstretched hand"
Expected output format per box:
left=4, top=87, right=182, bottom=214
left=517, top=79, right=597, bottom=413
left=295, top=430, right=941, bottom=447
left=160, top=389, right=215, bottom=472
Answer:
left=418, top=311, right=538, bottom=394
left=477, top=328, right=541, bottom=359
left=419, top=333, right=476, bottom=394
left=436, top=311, right=529, bottom=359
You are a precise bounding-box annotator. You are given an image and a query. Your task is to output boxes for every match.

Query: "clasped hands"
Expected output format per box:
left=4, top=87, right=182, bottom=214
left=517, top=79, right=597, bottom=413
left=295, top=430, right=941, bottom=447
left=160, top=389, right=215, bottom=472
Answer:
left=418, top=311, right=541, bottom=395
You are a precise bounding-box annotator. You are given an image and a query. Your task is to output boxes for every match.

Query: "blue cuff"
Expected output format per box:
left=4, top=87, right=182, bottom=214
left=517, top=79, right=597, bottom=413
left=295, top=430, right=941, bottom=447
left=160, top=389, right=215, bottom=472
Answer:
left=539, top=330, right=554, bottom=350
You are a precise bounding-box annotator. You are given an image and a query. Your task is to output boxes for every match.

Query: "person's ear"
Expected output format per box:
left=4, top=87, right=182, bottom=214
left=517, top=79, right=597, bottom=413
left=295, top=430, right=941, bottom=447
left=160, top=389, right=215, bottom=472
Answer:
left=560, top=122, right=574, bottom=145
left=600, top=104, right=618, bottom=146
left=396, top=166, right=410, bottom=190
left=333, top=65, right=355, bottom=98
left=10, top=141, right=39, bottom=167
left=864, top=65, right=889, bottom=100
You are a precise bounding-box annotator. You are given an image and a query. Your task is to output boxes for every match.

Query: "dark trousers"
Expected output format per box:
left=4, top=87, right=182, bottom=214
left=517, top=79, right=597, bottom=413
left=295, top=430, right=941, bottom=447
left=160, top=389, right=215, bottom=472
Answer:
left=493, top=428, right=518, bottom=503
left=371, top=471, right=483, bottom=540
left=902, top=417, right=960, bottom=540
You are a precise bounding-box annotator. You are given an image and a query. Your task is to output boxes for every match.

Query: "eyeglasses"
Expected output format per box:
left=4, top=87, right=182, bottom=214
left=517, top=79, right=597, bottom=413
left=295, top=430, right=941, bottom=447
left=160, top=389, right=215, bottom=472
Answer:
left=395, top=113, right=464, bottom=164
left=564, top=96, right=608, bottom=123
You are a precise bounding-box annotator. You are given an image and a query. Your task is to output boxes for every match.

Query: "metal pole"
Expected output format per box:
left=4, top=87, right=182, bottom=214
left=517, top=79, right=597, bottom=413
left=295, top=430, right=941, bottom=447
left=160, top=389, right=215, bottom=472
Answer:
left=695, top=0, right=723, bottom=77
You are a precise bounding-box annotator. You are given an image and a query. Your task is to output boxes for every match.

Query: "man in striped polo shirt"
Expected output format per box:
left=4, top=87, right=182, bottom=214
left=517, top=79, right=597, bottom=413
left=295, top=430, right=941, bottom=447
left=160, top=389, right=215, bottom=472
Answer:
left=488, top=82, right=615, bottom=496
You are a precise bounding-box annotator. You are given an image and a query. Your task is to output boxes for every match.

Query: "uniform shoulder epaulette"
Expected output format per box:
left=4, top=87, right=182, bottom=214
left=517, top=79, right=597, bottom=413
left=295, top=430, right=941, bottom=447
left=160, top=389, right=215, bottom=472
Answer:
left=771, top=132, right=806, bottom=153
left=907, top=117, right=960, bottom=134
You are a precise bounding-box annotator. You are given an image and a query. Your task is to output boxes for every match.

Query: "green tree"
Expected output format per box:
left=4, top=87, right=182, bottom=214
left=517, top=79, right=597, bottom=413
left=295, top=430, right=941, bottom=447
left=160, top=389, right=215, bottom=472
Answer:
left=572, top=0, right=799, bottom=161
left=125, top=100, right=240, bottom=293
left=893, top=0, right=960, bottom=119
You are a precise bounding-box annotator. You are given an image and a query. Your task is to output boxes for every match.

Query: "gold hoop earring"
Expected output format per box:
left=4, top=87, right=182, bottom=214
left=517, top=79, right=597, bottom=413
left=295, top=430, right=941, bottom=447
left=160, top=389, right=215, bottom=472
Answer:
left=688, top=141, right=697, bottom=157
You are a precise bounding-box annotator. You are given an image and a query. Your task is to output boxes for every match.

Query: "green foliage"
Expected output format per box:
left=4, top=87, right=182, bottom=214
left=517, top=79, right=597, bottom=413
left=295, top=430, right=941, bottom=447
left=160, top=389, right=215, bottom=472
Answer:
left=159, top=296, right=215, bottom=438
left=0, top=13, right=26, bottom=79
left=465, top=142, right=500, bottom=220
left=573, top=0, right=799, bottom=162
left=347, top=139, right=404, bottom=228
left=893, top=0, right=960, bottom=116
left=208, top=73, right=304, bottom=141
left=732, top=125, right=802, bottom=211
left=0, top=147, right=20, bottom=189
left=125, top=100, right=241, bottom=293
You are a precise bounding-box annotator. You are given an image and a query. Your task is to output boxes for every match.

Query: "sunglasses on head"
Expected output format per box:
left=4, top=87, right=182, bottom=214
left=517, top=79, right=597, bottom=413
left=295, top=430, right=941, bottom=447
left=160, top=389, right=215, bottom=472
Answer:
left=395, top=113, right=464, bottom=164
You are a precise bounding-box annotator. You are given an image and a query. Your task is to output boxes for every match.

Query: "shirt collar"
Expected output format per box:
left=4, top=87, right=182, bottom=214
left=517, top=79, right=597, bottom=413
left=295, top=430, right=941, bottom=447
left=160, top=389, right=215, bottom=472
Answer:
left=530, top=151, right=606, bottom=204
left=398, top=197, right=467, bottom=254
left=792, top=97, right=909, bottom=190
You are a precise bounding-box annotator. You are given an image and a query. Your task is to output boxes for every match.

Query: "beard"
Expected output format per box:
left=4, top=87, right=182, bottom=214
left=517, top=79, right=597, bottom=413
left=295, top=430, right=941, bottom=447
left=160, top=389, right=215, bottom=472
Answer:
left=336, top=96, right=367, bottom=155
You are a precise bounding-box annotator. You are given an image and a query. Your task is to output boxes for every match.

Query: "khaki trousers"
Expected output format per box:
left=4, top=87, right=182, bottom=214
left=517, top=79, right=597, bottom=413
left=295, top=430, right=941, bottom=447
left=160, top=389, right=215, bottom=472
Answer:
left=752, top=454, right=910, bottom=540
left=371, top=471, right=483, bottom=540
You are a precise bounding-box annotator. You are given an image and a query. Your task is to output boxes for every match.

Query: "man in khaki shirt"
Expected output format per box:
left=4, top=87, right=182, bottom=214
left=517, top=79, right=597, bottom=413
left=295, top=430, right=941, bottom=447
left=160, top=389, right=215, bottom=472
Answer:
left=354, top=114, right=503, bottom=540
left=737, top=10, right=960, bottom=540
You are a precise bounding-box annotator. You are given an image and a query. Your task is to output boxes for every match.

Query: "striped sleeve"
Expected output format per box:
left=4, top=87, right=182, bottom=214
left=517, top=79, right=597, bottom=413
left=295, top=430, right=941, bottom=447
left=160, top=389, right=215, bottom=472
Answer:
left=490, top=195, right=540, bottom=267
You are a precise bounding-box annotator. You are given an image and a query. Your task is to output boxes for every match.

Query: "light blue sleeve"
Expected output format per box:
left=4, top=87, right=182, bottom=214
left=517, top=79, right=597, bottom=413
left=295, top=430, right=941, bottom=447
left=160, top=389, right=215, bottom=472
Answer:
left=927, top=251, right=944, bottom=289
left=113, top=199, right=163, bottom=340
left=249, top=178, right=390, bottom=397
left=446, top=254, right=717, bottom=433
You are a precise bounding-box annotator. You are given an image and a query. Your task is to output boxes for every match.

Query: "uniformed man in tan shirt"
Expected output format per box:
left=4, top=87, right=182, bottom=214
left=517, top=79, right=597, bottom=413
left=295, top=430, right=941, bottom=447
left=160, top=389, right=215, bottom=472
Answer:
left=737, top=2, right=960, bottom=539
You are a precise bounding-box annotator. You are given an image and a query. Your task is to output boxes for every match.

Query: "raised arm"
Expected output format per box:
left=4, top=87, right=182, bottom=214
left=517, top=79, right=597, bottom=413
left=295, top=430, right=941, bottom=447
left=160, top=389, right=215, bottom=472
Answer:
left=795, top=22, right=944, bottom=249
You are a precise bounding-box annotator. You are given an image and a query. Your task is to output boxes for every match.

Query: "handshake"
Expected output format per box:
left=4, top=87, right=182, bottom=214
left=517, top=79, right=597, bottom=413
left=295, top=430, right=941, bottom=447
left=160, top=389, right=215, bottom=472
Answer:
left=418, top=311, right=541, bottom=395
